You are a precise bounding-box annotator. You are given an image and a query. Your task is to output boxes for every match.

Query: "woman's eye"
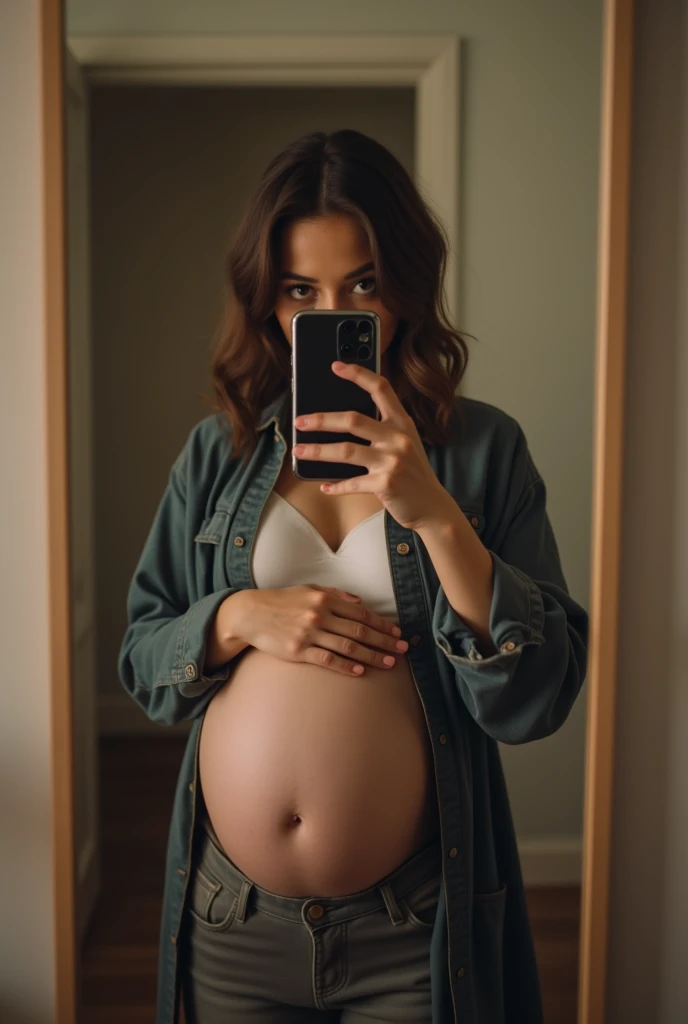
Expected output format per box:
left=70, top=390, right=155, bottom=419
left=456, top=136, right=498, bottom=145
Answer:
left=353, top=276, right=376, bottom=295
left=286, top=284, right=312, bottom=300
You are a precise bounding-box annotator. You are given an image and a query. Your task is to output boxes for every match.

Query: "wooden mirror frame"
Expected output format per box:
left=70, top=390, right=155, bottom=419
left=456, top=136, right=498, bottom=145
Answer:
left=40, top=0, right=634, bottom=1020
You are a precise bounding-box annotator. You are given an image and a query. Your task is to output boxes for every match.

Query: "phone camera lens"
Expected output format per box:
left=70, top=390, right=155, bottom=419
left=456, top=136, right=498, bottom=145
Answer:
left=340, top=341, right=354, bottom=358
left=357, top=343, right=372, bottom=360
left=357, top=319, right=373, bottom=344
left=340, top=319, right=356, bottom=334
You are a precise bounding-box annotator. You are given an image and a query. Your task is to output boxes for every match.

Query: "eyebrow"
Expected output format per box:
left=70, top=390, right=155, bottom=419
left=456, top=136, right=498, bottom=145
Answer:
left=279, top=261, right=374, bottom=283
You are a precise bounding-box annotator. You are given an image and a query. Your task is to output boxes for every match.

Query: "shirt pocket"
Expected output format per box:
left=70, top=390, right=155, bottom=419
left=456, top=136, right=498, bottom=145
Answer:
left=194, top=510, right=230, bottom=545
left=473, top=882, right=507, bottom=1023
left=194, top=509, right=232, bottom=592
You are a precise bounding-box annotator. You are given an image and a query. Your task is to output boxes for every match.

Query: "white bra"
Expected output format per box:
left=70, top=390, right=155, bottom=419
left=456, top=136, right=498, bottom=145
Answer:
left=250, top=490, right=399, bottom=625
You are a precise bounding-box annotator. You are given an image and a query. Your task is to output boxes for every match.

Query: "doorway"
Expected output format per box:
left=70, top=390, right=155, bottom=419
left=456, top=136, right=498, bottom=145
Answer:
left=77, top=82, right=416, bottom=1018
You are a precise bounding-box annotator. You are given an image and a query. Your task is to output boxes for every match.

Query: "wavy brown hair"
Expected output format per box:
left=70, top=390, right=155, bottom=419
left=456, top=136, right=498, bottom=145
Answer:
left=205, top=129, right=474, bottom=465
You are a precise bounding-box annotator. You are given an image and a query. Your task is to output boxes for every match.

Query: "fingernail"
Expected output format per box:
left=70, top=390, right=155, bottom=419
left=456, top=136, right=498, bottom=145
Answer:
left=396, top=640, right=408, bottom=651
left=383, top=655, right=395, bottom=666
left=392, top=625, right=401, bottom=636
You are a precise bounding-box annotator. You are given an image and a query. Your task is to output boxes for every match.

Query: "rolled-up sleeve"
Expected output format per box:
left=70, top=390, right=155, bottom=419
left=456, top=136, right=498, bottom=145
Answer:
left=432, top=442, right=589, bottom=744
left=118, top=448, right=245, bottom=727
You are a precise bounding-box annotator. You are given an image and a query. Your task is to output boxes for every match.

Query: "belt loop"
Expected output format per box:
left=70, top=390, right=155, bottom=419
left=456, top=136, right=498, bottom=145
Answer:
left=379, top=881, right=405, bottom=926
left=235, top=879, right=252, bottom=923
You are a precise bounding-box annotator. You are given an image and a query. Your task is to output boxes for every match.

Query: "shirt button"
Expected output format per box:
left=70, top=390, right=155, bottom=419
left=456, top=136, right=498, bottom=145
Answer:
left=234, top=536, right=245, bottom=546
left=396, top=542, right=410, bottom=555
left=188, top=782, right=194, bottom=792
left=456, top=967, right=465, bottom=978
left=170, top=934, right=176, bottom=945
left=177, top=868, right=187, bottom=876
left=470, top=516, right=480, bottom=528
left=449, top=847, right=458, bottom=858
left=439, top=734, right=447, bottom=744
left=409, top=634, right=421, bottom=646
left=308, top=904, right=325, bottom=920
left=501, top=641, right=516, bottom=652
left=184, top=664, right=196, bottom=679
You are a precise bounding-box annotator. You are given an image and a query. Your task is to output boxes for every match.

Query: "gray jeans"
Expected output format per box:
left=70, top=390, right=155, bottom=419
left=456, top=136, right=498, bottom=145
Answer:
left=179, top=817, right=443, bottom=1023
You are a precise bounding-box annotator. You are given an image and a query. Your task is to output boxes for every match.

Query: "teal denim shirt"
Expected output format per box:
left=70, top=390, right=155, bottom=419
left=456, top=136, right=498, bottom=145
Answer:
left=118, top=389, right=588, bottom=1024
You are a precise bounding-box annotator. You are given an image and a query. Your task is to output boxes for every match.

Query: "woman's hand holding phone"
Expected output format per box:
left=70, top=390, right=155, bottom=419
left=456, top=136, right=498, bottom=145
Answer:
left=213, top=585, right=407, bottom=677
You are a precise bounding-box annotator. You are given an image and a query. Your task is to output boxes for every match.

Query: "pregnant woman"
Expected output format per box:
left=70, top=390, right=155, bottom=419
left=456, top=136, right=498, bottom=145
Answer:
left=119, top=130, right=588, bottom=1024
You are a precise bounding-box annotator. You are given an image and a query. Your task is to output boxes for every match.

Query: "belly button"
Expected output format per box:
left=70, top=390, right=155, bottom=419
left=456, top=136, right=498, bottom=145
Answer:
left=289, top=813, right=302, bottom=826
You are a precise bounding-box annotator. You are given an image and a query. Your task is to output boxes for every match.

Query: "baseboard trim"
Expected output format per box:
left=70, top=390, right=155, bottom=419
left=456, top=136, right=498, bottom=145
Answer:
left=518, top=837, right=582, bottom=886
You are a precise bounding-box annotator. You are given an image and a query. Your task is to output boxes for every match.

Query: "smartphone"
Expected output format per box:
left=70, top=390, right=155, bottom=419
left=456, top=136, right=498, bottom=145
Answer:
left=291, top=309, right=381, bottom=481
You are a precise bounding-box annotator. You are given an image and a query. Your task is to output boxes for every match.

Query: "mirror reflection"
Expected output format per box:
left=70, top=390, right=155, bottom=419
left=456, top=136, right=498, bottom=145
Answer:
left=67, top=9, right=599, bottom=1024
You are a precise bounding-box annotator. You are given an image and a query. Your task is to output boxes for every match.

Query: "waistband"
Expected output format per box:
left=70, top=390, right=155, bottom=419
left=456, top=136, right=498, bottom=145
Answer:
left=194, top=814, right=443, bottom=927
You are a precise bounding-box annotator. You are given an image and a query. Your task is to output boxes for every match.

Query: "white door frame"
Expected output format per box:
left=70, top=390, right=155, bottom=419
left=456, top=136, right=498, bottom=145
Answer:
left=67, top=33, right=461, bottom=322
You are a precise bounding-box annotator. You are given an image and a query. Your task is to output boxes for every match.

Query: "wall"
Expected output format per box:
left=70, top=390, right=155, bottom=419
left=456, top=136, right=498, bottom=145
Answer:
left=68, top=0, right=603, bottom=869
left=606, top=0, right=688, bottom=1021
left=0, top=2, right=57, bottom=1020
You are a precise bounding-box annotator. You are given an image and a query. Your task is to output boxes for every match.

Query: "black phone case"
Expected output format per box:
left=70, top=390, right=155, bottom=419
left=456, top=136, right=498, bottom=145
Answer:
left=291, top=309, right=381, bottom=481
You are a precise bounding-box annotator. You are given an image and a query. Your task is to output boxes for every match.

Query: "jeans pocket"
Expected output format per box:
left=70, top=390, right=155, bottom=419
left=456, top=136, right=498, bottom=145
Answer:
left=187, top=864, right=239, bottom=933
left=472, top=883, right=507, bottom=1023
left=399, top=871, right=442, bottom=930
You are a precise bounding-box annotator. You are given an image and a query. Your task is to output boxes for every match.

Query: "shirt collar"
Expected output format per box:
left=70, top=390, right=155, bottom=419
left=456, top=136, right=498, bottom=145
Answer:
left=257, top=389, right=290, bottom=433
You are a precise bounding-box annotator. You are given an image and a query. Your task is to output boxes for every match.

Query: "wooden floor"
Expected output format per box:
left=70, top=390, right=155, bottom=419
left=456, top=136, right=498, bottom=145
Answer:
left=79, top=738, right=579, bottom=1023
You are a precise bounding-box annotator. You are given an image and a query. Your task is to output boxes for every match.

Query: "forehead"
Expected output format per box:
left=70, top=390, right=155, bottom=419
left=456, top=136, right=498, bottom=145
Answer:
left=278, top=214, right=371, bottom=271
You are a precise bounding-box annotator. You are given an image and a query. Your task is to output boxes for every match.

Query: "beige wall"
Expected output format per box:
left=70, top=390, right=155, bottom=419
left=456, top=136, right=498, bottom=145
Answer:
left=77, top=0, right=602, bottom=862
left=0, top=2, right=57, bottom=1020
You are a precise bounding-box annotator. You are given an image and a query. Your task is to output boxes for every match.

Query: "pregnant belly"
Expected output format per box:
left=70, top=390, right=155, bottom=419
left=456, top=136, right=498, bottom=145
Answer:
left=198, top=648, right=441, bottom=897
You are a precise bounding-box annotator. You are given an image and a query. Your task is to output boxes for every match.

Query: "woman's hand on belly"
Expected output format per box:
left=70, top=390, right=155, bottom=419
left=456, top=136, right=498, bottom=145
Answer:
left=223, top=584, right=408, bottom=676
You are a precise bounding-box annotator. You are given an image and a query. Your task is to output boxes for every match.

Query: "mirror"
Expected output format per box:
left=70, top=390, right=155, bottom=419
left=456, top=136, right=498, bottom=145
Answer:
left=60, top=6, right=612, bottom=1023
